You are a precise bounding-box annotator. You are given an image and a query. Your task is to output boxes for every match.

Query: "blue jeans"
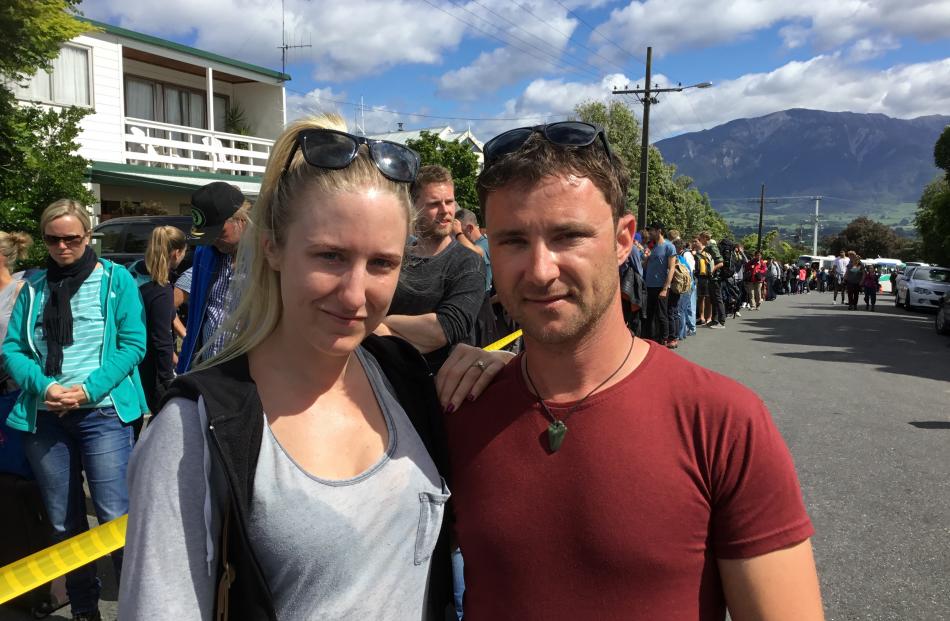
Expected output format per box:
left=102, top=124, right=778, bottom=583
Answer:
left=23, top=407, right=133, bottom=615
left=452, top=547, right=465, bottom=619
left=680, top=287, right=696, bottom=337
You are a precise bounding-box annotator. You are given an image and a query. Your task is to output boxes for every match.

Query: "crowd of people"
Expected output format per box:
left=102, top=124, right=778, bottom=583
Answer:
left=625, top=235, right=895, bottom=351
left=0, top=117, right=824, bottom=621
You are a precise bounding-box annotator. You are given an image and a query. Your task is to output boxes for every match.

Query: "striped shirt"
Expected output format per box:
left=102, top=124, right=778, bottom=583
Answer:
left=35, top=269, right=113, bottom=407
left=200, top=256, right=237, bottom=361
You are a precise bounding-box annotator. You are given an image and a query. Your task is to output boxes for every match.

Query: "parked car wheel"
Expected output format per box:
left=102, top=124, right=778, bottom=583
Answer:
left=904, top=290, right=915, bottom=312
left=894, top=289, right=902, bottom=308
left=937, top=303, right=950, bottom=335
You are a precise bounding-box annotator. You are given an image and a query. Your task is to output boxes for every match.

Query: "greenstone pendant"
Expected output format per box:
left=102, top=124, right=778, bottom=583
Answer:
left=547, top=420, right=568, bottom=452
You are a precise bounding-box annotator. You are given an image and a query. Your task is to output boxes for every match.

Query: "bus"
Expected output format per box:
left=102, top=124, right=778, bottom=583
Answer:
left=797, top=254, right=835, bottom=269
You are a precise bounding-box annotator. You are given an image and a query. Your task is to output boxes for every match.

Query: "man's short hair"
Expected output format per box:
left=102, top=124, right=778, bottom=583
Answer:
left=673, top=238, right=687, bottom=253
left=455, top=207, right=479, bottom=227
left=698, top=231, right=712, bottom=241
left=411, top=165, right=453, bottom=203
left=476, top=132, right=629, bottom=221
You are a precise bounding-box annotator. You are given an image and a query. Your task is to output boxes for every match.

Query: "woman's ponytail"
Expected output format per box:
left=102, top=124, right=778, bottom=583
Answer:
left=144, top=226, right=187, bottom=286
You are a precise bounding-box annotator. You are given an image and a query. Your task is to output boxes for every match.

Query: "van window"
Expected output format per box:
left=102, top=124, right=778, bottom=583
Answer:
left=125, top=223, right=156, bottom=254
left=97, top=223, right=123, bottom=254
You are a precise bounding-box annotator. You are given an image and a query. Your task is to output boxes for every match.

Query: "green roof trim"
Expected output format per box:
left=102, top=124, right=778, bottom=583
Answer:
left=77, top=17, right=291, bottom=82
left=87, top=161, right=263, bottom=192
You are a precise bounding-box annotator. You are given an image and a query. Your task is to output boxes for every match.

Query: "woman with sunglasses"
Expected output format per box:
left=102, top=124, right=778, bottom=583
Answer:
left=3, top=199, right=148, bottom=621
left=120, top=115, right=510, bottom=621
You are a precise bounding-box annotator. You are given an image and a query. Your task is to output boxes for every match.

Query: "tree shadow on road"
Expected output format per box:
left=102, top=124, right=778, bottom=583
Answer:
left=908, top=421, right=950, bottom=429
left=738, top=299, right=950, bottom=383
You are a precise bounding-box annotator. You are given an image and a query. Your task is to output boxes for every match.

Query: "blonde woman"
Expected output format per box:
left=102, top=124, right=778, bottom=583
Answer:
left=120, top=115, right=510, bottom=620
left=129, top=226, right=188, bottom=415
left=2, top=200, right=147, bottom=621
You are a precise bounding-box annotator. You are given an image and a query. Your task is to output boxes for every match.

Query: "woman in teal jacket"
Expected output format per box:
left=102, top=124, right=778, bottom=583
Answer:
left=2, top=199, right=147, bottom=621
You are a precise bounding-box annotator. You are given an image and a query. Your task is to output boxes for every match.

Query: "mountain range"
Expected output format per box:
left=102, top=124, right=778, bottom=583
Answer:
left=655, top=109, right=949, bottom=236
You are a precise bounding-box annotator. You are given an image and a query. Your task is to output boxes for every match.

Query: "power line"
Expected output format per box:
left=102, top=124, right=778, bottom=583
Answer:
left=420, top=0, right=602, bottom=82
left=509, top=0, right=632, bottom=74
left=551, top=0, right=646, bottom=65
left=462, top=0, right=611, bottom=81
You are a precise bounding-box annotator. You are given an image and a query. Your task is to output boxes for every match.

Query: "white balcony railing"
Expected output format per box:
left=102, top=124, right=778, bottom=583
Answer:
left=123, top=117, right=273, bottom=176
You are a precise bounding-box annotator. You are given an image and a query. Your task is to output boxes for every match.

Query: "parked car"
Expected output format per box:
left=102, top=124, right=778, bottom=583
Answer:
left=92, top=215, right=195, bottom=269
left=936, top=294, right=950, bottom=335
left=895, top=265, right=950, bottom=311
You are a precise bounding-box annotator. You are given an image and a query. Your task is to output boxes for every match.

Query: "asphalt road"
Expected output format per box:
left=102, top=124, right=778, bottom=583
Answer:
left=3, top=289, right=947, bottom=621
left=678, top=290, right=950, bottom=621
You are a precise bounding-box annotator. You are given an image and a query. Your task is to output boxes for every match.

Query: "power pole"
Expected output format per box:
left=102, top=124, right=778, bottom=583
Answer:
left=812, top=196, right=822, bottom=255
left=612, top=49, right=711, bottom=229
left=744, top=185, right=778, bottom=253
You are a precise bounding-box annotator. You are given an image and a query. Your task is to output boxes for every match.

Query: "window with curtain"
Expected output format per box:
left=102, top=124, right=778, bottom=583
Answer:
left=13, top=45, right=90, bottom=106
left=125, top=78, right=155, bottom=120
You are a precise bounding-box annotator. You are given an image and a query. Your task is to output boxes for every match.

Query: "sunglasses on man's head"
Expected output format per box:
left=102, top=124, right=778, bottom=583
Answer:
left=483, top=121, right=614, bottom=169
left=43, top=234, right=86, bottom=248
left=282, top=129, right=421, bottom=184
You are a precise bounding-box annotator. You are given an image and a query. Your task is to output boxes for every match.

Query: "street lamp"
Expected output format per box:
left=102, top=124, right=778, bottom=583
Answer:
left=613, top=47, right=712, bottom=229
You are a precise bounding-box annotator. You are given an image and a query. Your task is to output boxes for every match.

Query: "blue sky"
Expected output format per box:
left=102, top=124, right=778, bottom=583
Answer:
left=80, top=0, right=950, bottom=141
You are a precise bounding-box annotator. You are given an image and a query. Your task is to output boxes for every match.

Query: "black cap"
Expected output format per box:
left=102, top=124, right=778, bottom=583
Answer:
left=190, top=182, right=245, bottom=245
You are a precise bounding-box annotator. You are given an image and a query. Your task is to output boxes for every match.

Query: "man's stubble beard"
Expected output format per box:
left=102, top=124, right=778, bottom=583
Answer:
left=506, top=271, right=618, bottom=348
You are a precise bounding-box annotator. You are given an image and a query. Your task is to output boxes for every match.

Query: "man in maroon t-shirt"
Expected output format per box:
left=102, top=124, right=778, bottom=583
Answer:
left=437, top=122, right=824, bottom=620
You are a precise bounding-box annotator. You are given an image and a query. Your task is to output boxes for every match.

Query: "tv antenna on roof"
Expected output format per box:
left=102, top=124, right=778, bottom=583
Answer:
left=278, top=0, right=312, bottom=78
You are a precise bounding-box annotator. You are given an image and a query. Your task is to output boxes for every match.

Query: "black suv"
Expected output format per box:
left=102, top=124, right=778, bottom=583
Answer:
left=92, top=215, right=195, bottom=268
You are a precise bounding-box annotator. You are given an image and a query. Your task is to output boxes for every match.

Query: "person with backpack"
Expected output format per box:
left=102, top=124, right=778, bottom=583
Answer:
left=693, top=238, right=713, bottom=326
left=644, top=222, right=678, bottom=346
left=697, top=231, right=726, bottom=328
left=766, top=257, right=782, bottom=300
left=679, top=238, right=697, bottom=337
left=620, top=241, right=646, bottom=337
left=744, top=251, right=768, bottom=310
left=667, top=239, right=692, bottom=348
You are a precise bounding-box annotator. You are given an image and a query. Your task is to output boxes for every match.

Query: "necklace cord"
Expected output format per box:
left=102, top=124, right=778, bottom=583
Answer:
left=524, top=337, right=635, bottom=425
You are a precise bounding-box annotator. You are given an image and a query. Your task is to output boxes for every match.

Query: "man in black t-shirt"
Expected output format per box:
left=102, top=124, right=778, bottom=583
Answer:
left=377, top=165, right=486, bottom=371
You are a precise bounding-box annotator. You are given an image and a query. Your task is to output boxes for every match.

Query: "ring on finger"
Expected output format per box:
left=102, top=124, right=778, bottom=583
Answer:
left=471, top=360, right=487, bottom=371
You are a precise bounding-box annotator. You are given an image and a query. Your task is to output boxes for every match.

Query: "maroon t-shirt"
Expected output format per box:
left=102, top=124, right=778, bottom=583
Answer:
left=445, top=341, right=814, bottom=620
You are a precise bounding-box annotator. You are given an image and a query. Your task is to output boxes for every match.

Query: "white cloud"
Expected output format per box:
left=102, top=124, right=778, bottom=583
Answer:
left=489, top=55, right=950, bottom=142
left=80, top=0, right=467, bottom=80
left=847, top=35, right=901, bottom=61
left=593, top=0, right=950, bottom=60
left=286, top=87, right=348, bottom=122
left=435, top=0, right=589, bottom=98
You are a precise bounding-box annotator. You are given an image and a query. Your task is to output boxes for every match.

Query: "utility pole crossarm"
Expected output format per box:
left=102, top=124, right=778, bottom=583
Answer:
left=610, top=47, right=711, bottom=230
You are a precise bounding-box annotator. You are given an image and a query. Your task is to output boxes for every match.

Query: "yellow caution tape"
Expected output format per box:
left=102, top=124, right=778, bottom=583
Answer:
left=484, top=329, right=522, bottom=351
left=0, top=514, right=127, bottom=604
left=0, top=330, right=524, bottom=604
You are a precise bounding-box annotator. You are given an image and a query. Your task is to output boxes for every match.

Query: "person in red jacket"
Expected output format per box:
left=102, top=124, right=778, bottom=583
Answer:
left=744, top=250, right=768, bottom=310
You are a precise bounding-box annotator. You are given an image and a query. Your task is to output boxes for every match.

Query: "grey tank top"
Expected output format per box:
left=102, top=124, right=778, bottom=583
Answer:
left=246, top=346, right=449, bottom=620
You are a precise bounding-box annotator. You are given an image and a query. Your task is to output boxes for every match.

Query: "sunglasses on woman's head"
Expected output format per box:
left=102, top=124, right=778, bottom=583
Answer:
left=483, top=121, right=615, bottom=169
left=282, top=129, right=421, bottom=183
left=43, top=234, right=86, bottom=248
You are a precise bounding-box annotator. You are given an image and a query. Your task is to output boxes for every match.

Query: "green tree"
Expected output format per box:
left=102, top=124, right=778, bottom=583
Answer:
left=405, top=131, right=480, bottom=217
left=914, top=178, right=950, bottom=266
left=934, top=126, right=950, bottom=180
left=827, top=217, right=902, bottom=258
left=572, top=100, right=730, bottom=240
left=0, top=0, right=93, bottom=245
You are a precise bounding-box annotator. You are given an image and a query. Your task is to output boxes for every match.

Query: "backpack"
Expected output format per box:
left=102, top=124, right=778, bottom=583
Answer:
left=671, top=256, right=693, bottom=295
left=620, top=250, right=646, bottom=331
left=718, top=239, right=736, bottom=278
left=696, top=251, right=710, bottom=277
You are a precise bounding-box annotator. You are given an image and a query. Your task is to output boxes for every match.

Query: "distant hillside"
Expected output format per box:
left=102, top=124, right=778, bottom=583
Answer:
left=655, top=109, right=949, bottom=236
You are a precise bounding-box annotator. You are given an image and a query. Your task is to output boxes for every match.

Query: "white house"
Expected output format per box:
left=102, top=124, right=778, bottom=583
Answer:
left=368, top=125, right=485, bottom=167
left=11, top=18, right=289, bottom=221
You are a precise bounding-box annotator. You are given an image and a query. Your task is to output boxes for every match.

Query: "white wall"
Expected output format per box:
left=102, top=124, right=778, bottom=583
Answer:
left=233, top=82, right=285, bottom=140
left=74, top=33, right=125, bottom=163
